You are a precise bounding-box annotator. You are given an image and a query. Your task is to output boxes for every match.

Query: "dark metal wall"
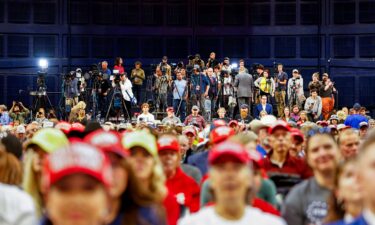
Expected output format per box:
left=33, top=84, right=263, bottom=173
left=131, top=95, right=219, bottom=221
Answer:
left=0, top=0, right=375, bottom=110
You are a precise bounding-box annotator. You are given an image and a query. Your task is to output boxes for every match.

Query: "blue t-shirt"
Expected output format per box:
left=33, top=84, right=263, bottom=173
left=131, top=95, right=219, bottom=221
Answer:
left=191, top=74, right=210, bottom=95
left=173, top=79, right=187, bottom=100
left=101, top=68, right=112, bottom=75
left=344, top=114, right=368, bottom=129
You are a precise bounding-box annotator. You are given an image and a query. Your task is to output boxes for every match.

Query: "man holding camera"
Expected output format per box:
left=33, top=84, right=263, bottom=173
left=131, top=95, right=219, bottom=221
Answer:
left=304, top=89, right=322, bottom=122
left=9, top=101, right=30, bottom=125
left=287, top=69, right=305, bottom=109
left=154, top=66, right=170, bottom=112
left=206, top=52, right=219, bottom=69
left=160, top=56, right=172, bottom=79
left=97, top=74, right=110, bottom=117
left=63, top=72, right=79, bottom=115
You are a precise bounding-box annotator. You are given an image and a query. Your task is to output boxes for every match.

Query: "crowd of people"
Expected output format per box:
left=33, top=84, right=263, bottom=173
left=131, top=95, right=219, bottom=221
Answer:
left=0, top=53, right=374, bottom=225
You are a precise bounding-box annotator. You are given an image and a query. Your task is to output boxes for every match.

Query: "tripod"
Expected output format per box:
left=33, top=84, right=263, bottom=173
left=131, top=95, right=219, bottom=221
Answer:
left=105, top=82, right=130, bottom=123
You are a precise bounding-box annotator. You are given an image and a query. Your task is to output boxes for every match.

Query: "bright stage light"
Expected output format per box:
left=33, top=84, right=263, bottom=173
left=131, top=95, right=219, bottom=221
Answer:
left=231, top=63, right=238, bottom=69
left=38, top=59, right=48, bottom=70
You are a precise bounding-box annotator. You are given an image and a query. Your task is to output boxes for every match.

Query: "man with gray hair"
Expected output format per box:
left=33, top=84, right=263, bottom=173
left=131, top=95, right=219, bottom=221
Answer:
left=100, top=61, right=111, bottom=75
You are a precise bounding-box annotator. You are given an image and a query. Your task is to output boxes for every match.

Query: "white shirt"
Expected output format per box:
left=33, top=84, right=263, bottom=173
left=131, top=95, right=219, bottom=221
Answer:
left=137, top=113, right=155, bottom=124
left=178, top=206, right=285, bottom=225
left=363, top=208, right=375, bottom=225
left=0, top=183, right=37, bottom=225
left=119, top=79, right=135, bottom=102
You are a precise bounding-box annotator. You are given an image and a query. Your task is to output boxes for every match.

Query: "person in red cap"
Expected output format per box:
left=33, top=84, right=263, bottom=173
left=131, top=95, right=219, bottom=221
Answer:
left=184, top=105, right=206, bottom=131
left=162, top=107, right=181, bottom=125
left=41, top=141, right=112, bottom=225
left=179, top=141, right=286, bottom=225
left=263, top=120, right=312, bottom=197
left=157, top=135, right=200, bottom=214
left=85, top=130, right=166, bottom=225
left=187, top=126, right=235, bottom=175
left=289, top=128, right=305, bottom=158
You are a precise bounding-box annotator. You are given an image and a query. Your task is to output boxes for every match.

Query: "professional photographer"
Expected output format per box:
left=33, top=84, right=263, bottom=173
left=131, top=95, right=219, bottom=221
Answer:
left=274, top=64, right=288, bottom=117
left=190, top=67, right=210, bottom=116
left=304, top=88, right=322, bottom=122
left=287, top=69, right=305, bottom=109
left=206, top=52, right=219, bottom=69
left=114, top=73, right=134, bottom=120
left=130, top=61, right=145, bottom=106
left=188, top=54, right=205, bottom=69
left=218, top=70, right=233, bottom=112
left=154, top=66, right=170, bottom=112
left=172, top=70, right=187, bottom=121
left=320, top=73, right=336, bottom=120
left=206, top=67, right=219, bottom=118
left=63, top=71, right=79, bottom=113
left=159, top=56, right=172, bottom=78
left=9, top=101, right=29, bottom=124
left=97, top=74, right=110, bottom=117
left=220, top=57, right=232, bottom=73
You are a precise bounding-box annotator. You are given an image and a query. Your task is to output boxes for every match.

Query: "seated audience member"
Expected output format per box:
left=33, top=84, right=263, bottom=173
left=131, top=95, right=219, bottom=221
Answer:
left=290, top=105, right=301, bottom=122
left=137, top=103, right=155, bottom=124
left=338, top=129, right=360, bottom=161
left=347, top=130, right=375, bottom=225
left=179, top=141, right=285, bottom=225
left=359, top=122, right=369, bottom=141
left=254, top=95, right=273, bottom=119
left=263, top=121, right=312, bottom=197
left=184, top=105, right=206, bottom=131
left=235, top=104, right=254, bottom=124
left=282, top=133, right=340, bottom=225
left=162, top=107, right=181, bottom=125
left=304, top=89, right=322, bottom=122
left=325, top=159, right=363, bottom=225
left=0, top=104, right=11, bottom=125
left=40, top=141, right=112, bottom=225
left=344, top=103, right=368, bottom=129
left=157, top=135, right=200, bottom=214
left=9, top=101, right=30, bottom=125
left=188, top=126, right=235, bottom=175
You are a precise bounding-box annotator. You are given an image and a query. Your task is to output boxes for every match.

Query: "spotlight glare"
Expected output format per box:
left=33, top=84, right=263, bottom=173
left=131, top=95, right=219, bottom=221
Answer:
left=38, top=59, right=48, bottom=69
left=231, top=63, right=238, bottom=69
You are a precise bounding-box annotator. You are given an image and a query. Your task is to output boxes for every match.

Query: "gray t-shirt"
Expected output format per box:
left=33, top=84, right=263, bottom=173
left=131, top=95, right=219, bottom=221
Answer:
left=282, top=177, right=331, bottom=225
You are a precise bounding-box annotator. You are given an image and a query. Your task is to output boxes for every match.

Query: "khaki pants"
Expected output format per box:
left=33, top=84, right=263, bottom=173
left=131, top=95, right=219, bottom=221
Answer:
left=275, top=90, right=286, bottom=117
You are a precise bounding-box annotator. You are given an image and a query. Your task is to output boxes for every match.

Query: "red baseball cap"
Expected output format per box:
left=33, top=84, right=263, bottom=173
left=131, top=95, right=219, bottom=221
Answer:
left=209, top=126, right=235, bottom=144
left=213, top=119, right=227, bottom=127
left=43, top=141, right=112, bottom=190
left=157, top=135, right=180, bottom=153
left=70, top=122, right=85, bottom=133
left=208, top=141, right=250, bottom=165
left=228, top=120, right=238, bottom=127
left=55, top=121, right=72, bottom=134
left=182, top=127, right=196, bottom=136
left=166, top=107, right=174, bottom=112
left=248, top=150, right=264, bottom=169
left=268, top=120, right=291, bottom=134
left=84, top=130, right=127, bottom=158
left=290, top=128, right=304, bottom=143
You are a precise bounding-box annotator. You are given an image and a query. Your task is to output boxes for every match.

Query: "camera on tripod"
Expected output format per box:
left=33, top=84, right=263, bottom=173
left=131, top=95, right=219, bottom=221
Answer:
left=112, top=70, right=122, bottom=84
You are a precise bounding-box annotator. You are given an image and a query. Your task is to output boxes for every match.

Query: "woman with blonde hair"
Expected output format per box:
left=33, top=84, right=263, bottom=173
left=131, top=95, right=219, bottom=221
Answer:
left=22, top=128, right=69, bottom=217
left=122, top=130, right=174, bottom=224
